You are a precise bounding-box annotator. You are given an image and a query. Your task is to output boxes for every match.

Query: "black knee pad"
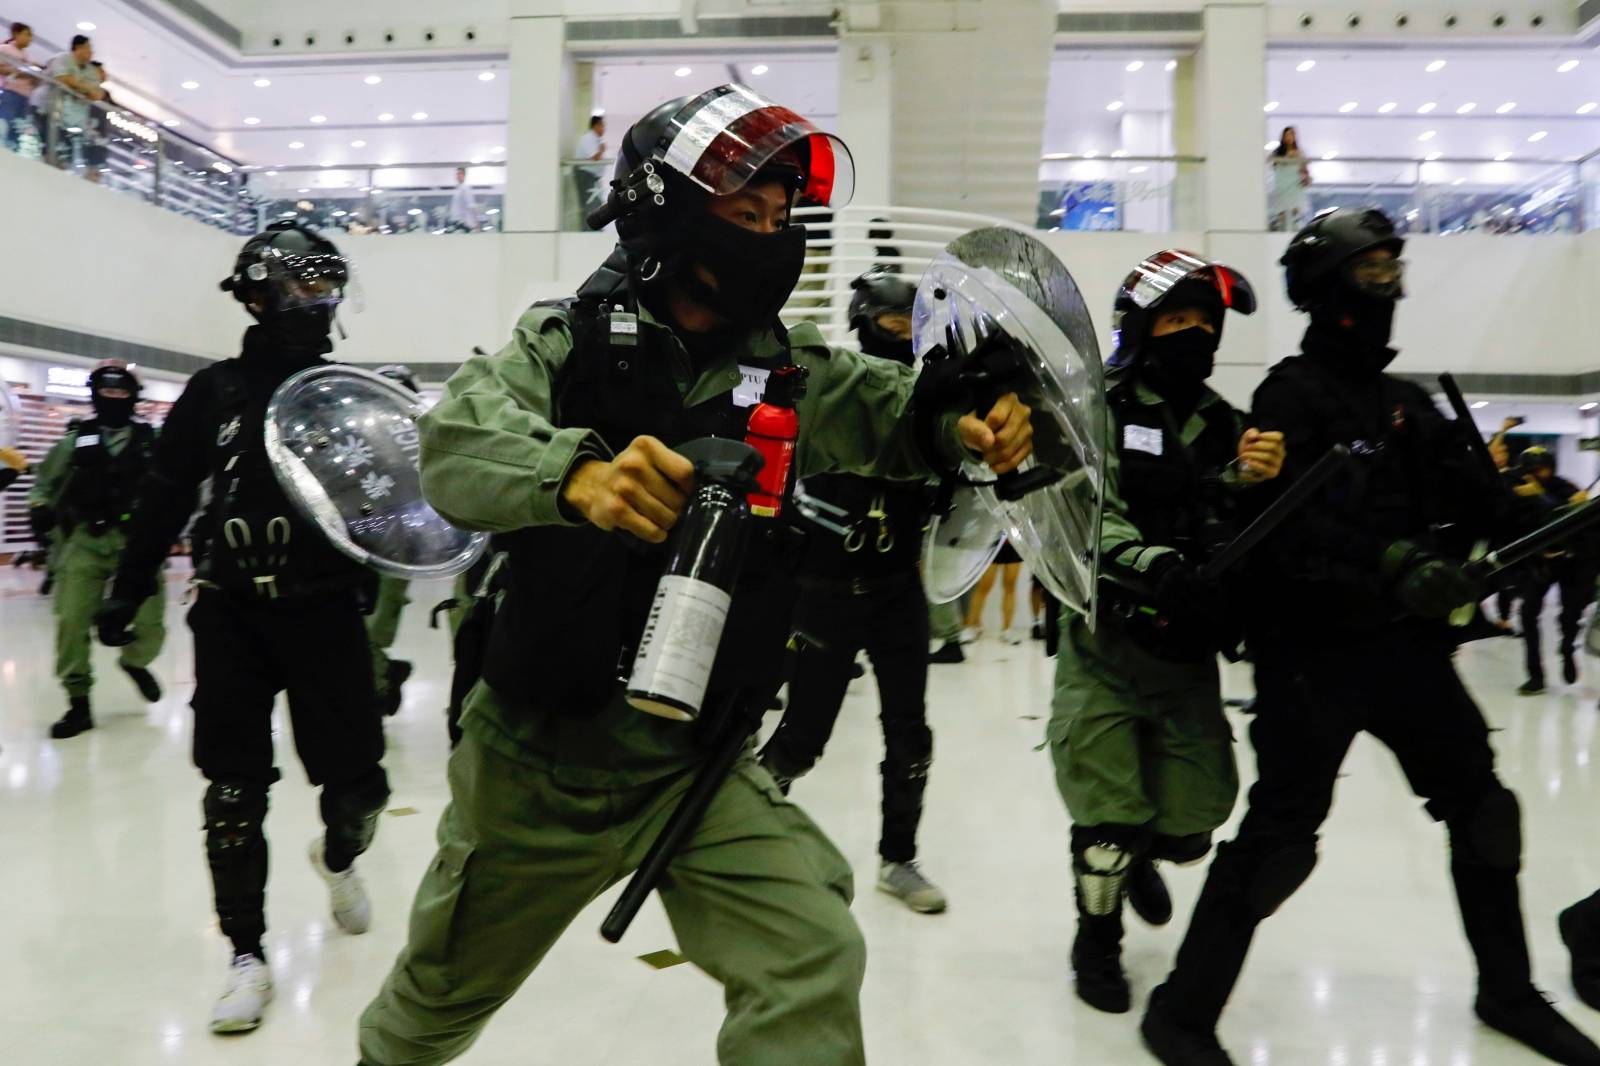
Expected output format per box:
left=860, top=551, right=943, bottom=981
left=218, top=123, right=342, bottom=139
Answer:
left=1151, top=832, right=1214, bottom=866
left=203, top=781, right=269, bottom=856
left=1244, top=840, right=1318, bottom=920
left=1450, top=786, right=1522, bottom=871
left=321, top=767, right=390, bottom=852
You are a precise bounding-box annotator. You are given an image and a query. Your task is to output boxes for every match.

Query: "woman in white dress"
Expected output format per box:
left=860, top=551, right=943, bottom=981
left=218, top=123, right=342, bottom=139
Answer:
left=1267, top=126, right=1312, bottom=232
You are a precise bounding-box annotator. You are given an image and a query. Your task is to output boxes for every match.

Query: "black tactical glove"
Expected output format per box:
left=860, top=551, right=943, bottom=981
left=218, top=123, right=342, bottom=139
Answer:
left=1382, top=540, right=1482, bottom=619
left=95, top=596, right=143, bottom=647
left=29, top=505, right=55, bottom=541
left=1149, top=555, right=1219, bottom=620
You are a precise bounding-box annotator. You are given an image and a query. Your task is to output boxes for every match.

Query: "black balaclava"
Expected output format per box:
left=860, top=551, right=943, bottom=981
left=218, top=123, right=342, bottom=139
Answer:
left=1311, top=294, right=1396, bottom=376
left=858, top=319, right=913, bottom=365
left=252, top=306, right=335, bottom=358
left=679, top=213, right=808, bottom=331
left=88, top=368, right=138, bottom=428
left=1140, top=284, right=1222, bottom=412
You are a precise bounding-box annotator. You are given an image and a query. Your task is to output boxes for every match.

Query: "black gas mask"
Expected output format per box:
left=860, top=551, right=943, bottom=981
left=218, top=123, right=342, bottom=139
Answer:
left=681, top=213, right=808, bottom=331
left=87, top=367, right=139, bottom=428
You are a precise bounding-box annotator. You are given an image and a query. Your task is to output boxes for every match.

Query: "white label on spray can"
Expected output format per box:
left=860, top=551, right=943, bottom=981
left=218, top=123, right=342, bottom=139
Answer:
left=628, top=574, right=732, bottom=718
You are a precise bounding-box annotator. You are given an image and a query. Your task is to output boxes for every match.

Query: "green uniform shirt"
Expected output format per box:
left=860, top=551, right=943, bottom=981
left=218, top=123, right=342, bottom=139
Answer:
left=30, top=424, right=133, bottom=510
left=419, top=301, right=966, bottom=785
left=1096, top=379, right=1245, bottom=580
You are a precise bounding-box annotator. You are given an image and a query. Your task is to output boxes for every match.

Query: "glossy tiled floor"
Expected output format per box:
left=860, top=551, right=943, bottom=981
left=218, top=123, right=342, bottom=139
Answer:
left=3, top=562, right=1600, bottom=1065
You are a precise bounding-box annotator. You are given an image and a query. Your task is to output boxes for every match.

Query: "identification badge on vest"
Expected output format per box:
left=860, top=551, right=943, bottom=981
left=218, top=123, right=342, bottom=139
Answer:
left=608, top=311, right=639, bottom=348
left=733, top=365, right=770, bottom=408
left=76, top=434, right=100, bottom=449
left=1123, top=424, right=1163, bottom=456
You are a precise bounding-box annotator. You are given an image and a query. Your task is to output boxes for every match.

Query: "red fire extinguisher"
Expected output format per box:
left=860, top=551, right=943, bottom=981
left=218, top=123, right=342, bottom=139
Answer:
left=743, top=365, right=808, bottom=518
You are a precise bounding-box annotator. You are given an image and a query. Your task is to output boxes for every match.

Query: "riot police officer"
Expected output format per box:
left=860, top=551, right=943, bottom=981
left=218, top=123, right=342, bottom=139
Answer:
left=355, top=86, right=1032, bottom=1066
left=759, top=268, right=948, bottom=915
left=1141, top=208, right=1600, bottom=1065
left=97, top=222, right=390, bottom=1036
left=1051, top=251, right=1284, bottom=1015
left=1508, top=446, right=1593, bottom=694
left=28, top=361, right=165, bottom=738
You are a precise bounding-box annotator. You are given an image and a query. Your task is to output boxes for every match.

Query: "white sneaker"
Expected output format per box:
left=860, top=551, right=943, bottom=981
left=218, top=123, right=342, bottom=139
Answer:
left=1001, top=627, right=1025, bottom=645
left=210, top=953, right=272, bottom=1034
left=877, top=860, right=949, bottom=914
left=308, top=837, right=373, bottom=934
left=959, top=625, right=983, bottom=644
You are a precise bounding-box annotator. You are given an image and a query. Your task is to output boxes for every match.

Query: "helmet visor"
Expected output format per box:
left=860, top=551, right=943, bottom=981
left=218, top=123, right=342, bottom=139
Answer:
left=255, top=249, right=351, bottom=310
left=1119, top=249, right=1257, bottom=317
left=658, top=85, right=855, bottom=208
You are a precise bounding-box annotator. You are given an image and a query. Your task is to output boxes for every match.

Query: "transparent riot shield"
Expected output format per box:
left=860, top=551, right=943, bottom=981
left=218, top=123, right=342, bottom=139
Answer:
left=913, top=227, right=1107, bottom=622
left=265, top=365, right=487, bottom=579
left=922, top=486, right=1006, bottom=605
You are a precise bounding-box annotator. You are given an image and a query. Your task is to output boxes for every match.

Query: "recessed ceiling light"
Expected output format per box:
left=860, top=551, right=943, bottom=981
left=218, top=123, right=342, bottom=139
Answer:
left=1296, top=60, right=1315, bottom=73
left=1456, top=102, right=1476, bottom=114
left=751, top=64, right=769, bottom=76
left=1528, top=130, right=1548, bottom=142
left=378, top=113, right=394, bottom=122
left=254, top=78, right=271, bottom=88
left=364, top=75, right=382, bottom=85
left=1559, top=60, right=1580, bottom=74
left=1083, top=150, right=1099, bottom=159
left=310, top=115, right=328, bottom=124
left=1130, top=165, right=1148, bottom=173
left=490, top=145, right=505, bottom=154
left=1111, top=149, right=1128, bottom=158
left=1494, top=152, right=1512, bottom=161
left=1263, top=101, right=1280, bottom=113
left=1425, top=59, right=1446, bottom=73
left=411, top=111, right=428, bottom=121
left=288, top=141, right=304, bottom=149
left=1418, top=130, right=1437, bottom=141
left=265, top=170, right=278, bottom=176
left=1164, top=60, right=1177, bottom=72
left=1584, top=402, right=1599, bottom=412
left=350, top=140, right=366, bottom=148
left=243, top=117, right=260, bottom=125
left=1417, top=102, right=1437, bottom=114
left=1424, top=151, right=1442, bottom=160
left=181, top=80, right=199, bottom=90
left=1265, top=140, right=1278, bottom=151
left=1579, top=103, right=1598, bottom=115
left=1321, top=150, right=1339, bottom=160
left=469, top=156, right=483, bottom=165
left=1378, top=102, right=1397, bottom=113
left=674, top=67, right=692, bottom=78
left=1126, top=61, right=1144, bottom=72
left=1451, top=177, right=1465, bottom=186
left=320, top=160, right=336, bottom=168
left=1471, top=401, right=1489, bottom=409
left=408, top=208, right=423, bottom=216
left=478, top=72, right=496, bottom=82
left=163, top=120, right=180, bottom=128
left=1106, top=100, right=1124, bottom=111
left=1496, top=102, right=1516, bottom=114
left=1339, top=101, right=1358, bottom=113
left=77, top=21, right=96, bottom=31
left=297, top=188, right=310, bottom=194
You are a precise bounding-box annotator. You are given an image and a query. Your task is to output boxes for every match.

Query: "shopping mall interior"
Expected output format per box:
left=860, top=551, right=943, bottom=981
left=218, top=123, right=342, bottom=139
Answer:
left=2, top=2, right=1600, bottom=1064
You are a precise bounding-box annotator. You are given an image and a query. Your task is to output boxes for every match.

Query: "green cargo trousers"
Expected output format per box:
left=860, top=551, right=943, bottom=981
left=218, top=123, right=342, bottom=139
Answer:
left=54, top=527, right=165, bottom=698
left=358, top=733, right=868, bottom=1066
left=1048, top=614, right=1237, bottom=838
left=367, top=575, right=412, bottom=693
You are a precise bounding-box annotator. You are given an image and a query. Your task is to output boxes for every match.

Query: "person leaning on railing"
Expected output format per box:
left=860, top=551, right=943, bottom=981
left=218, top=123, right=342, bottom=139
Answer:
left=30, top=34, right=104, bottom=171
left=0, top=22, right=39, bottom=151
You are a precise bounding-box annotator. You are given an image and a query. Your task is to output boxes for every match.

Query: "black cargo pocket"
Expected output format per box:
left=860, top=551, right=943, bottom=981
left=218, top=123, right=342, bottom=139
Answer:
left=407, top=839, right=476, bottom=998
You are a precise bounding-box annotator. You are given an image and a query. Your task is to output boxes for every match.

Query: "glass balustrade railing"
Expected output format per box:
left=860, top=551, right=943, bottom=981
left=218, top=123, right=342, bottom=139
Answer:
left=253, top=164, right=506, bottom=235
left=0, top=56, right=252, bottom=233
left=1036, top=155, right=1206, bottom=232
left=1297, top=155, right=1589, bottom=235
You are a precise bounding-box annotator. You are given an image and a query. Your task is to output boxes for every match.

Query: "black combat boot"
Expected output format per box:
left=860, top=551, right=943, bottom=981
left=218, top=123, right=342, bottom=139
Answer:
left=1126, top=858, right=1173, bottom=927
left=1563, top=646, right=1579, bottom=685
left=1476, top=986, right=1600, bottom=1064
left=50, top=695, right=93, bottom=739
left=1561, top=891, right=1600, bottom=1012
left=1141, top=984, right=1236, bottom=1065
left=1071, top=892, right=1130, bottom=1014
left=380, top=660, right=412, bottom=716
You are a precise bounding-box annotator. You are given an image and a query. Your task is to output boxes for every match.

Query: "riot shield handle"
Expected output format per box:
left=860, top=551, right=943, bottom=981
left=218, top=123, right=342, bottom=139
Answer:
left=946, top=317, right=1064, bottom=502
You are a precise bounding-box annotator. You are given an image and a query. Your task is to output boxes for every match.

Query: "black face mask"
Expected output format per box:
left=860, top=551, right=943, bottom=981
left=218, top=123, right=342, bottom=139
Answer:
left=1312, top=294, right=1397, bottom=376
left=258, top=306, right=335, bottom=356
left=1141, top=326, right=1218, bottom=400
left=682, top=214, right=808, bottom=330
left=91, top=394, right=135, bottom=428
left=860, top=331, right=914, bottom=365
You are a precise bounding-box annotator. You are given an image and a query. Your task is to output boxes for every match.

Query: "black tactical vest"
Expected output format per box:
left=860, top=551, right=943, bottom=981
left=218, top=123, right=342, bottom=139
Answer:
left=482, top=258, right=803, bottom=717
left=58, top=420, right=157, bottom=535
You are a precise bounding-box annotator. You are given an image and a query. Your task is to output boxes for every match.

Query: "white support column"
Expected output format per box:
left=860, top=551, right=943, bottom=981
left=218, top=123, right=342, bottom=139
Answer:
left=1196, top=2, right=1267, bottom=235
left=503, top=13, right=565, bottom=234
left=835, top=36, right=893, bottom=209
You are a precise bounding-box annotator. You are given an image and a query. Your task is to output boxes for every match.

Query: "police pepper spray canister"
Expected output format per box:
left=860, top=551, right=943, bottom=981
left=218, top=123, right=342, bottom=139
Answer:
left=743, top=366, right=807, bottom=518
left=626, top=438, right=766, bottom=721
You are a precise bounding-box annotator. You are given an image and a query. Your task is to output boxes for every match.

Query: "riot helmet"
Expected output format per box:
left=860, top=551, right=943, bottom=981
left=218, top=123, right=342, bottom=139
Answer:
left=222, top=220, right=354, bottom=349
left=590, top=85, right=854, bottom=330
left=848, top=269, right=917, bottom=364
left=1108, top=249, right=1256, bottom=372
left=87, top=360, right=141, bottom=428
left=1282, top=208, right=1406, bottom=363
left=374, top=363, right=420, bottom=394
